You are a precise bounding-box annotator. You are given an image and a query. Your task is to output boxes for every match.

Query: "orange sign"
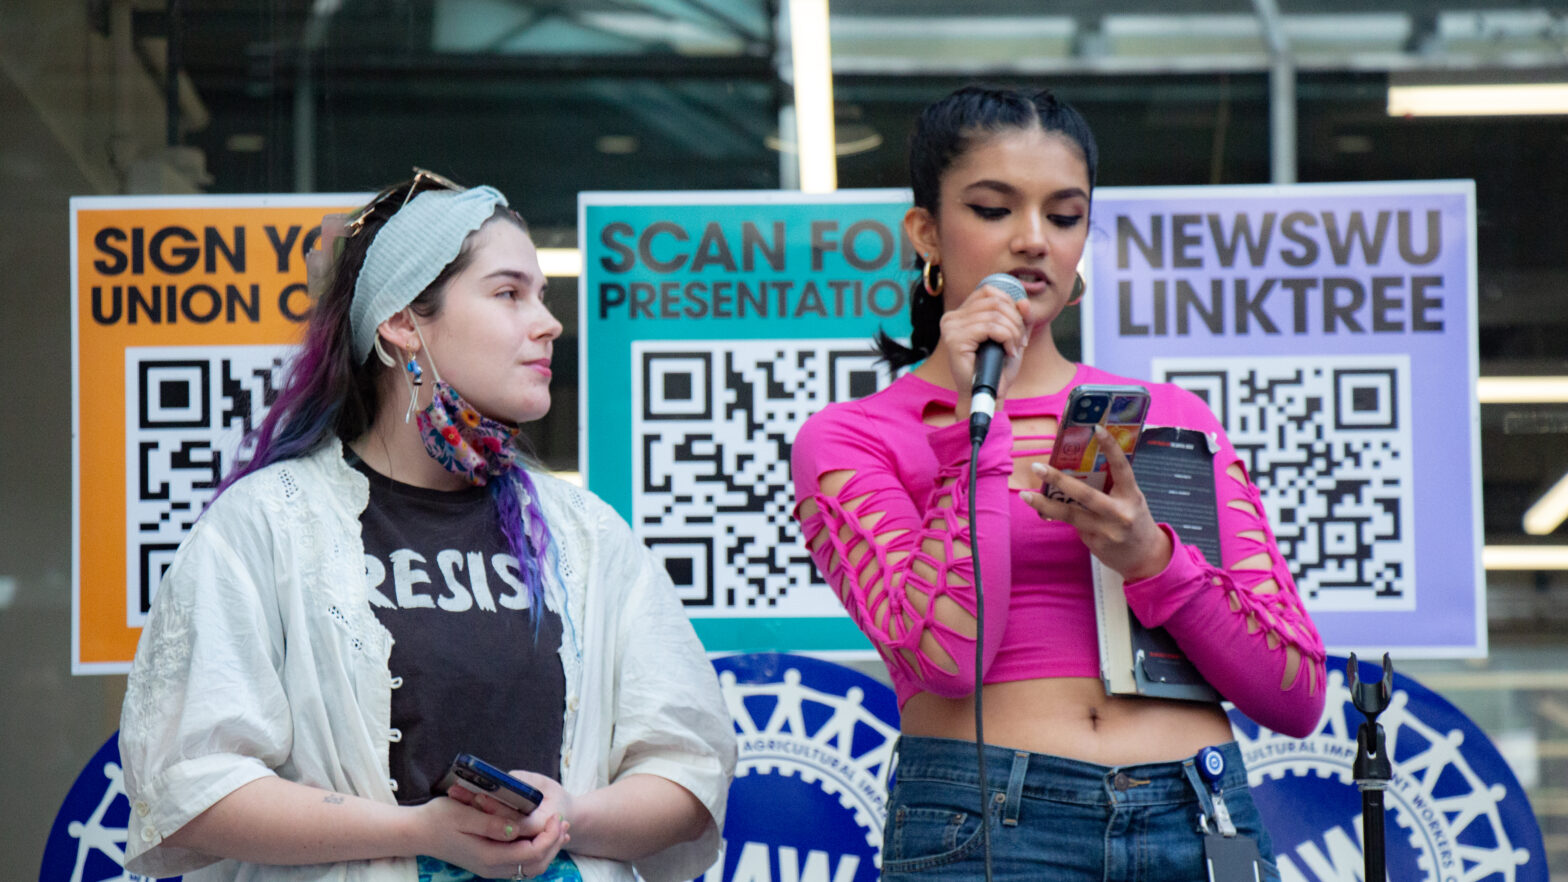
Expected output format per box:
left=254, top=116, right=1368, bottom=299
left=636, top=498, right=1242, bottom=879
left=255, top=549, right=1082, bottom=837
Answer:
left=71, top=194, right=364, bottom=673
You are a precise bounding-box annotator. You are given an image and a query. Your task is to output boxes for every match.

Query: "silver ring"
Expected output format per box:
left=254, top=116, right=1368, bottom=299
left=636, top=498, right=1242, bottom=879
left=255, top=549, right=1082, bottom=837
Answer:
left=513, top=863, right=527, bottom=881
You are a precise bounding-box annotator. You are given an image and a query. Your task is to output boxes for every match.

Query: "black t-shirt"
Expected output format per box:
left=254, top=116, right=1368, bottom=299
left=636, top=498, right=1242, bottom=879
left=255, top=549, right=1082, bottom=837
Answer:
left=352, top=455, right=566, bottom=805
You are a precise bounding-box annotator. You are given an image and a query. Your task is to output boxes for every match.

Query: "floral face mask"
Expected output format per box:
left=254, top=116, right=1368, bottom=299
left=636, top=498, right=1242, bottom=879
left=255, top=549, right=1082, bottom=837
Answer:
left=405, top=320, right=522, bottom=486
left=416, top=378, right=523, bottom=486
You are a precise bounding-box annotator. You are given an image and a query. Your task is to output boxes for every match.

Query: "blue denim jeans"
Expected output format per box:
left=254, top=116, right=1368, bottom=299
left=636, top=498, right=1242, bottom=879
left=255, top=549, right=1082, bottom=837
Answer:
left=881, top=737, right=1279, bottom=881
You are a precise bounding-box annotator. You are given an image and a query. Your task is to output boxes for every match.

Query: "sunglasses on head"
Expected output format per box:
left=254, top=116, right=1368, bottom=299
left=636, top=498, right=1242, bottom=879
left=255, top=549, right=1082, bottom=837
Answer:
left=343, top=167, right=465, bottom=238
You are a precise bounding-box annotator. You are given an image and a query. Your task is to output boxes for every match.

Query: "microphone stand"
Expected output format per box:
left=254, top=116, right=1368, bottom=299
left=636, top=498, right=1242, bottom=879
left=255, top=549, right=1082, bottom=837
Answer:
left=1348, top=653, right=1394, bottom=882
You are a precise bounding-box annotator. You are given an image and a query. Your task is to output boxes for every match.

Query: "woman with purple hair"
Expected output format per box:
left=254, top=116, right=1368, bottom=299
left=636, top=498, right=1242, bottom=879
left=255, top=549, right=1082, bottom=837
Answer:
left=118, top=172, right=736, bottom=882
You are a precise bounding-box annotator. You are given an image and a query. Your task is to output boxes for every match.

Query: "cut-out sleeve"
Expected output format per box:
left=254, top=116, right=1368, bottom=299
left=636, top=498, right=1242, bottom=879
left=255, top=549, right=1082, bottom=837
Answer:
left=791, top=403, right=1015, bottom=700
left=1122, top=389, right=1328, bottom=737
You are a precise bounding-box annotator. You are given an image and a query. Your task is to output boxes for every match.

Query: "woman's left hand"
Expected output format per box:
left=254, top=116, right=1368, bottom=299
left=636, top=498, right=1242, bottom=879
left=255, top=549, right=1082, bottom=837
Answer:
left=1020, top=427, right=1172, bottom=582
left=446, top=770, right=575, bottom=870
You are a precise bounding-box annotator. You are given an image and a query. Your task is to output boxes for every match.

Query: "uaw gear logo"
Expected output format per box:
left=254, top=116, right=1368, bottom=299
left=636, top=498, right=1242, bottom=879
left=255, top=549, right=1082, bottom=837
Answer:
left=40, top=732, right=176, bottom=882
left=1228, top=656, right=1547, bottom=882
left=701, top=653, right=899, bottom=882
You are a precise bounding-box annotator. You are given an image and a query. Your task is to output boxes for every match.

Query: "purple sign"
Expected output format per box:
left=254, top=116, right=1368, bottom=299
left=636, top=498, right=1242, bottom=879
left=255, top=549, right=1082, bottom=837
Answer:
left=1086, top=182, right=1482, bottom=656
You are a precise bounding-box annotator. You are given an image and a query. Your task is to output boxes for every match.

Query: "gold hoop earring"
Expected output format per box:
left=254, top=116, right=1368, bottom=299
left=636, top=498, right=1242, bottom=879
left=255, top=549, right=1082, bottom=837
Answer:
left=922, top=259, right=944, bottom=298
left=1065, top=273, right=1085, bottom=307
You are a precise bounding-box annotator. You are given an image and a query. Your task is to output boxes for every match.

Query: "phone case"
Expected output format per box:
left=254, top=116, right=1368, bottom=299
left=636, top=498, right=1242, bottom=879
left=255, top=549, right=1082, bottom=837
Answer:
left=1047, top=384, right=1150, bottom=494
left=437, top=754, right=542, bottom=814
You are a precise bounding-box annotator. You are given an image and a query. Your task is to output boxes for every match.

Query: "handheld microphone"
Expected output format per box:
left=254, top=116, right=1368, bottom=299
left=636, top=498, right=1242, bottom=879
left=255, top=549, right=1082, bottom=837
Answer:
left=969, top=272, right=1026, bottom=444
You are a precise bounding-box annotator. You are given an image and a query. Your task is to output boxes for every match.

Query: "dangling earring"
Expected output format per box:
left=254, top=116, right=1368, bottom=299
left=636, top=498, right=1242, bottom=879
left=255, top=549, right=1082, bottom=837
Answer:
left=922, top=256, right=944, bottom=298
left=1066, top=273, right=1086, bottom=307
left=403, top=352, right=424, bottom=423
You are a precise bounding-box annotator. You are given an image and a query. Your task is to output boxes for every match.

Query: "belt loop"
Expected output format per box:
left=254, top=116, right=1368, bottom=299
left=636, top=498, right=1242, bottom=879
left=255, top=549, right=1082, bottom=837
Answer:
left=1003, top=750, right=1028, bottom=827
left=1181, top=756, right=1216, bottom=819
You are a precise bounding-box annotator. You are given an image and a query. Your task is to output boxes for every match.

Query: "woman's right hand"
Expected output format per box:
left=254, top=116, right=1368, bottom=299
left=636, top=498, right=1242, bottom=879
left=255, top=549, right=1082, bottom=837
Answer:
left=938, top=280, right=1031, bottom=416
left=414, top=795, right=569, bottom=878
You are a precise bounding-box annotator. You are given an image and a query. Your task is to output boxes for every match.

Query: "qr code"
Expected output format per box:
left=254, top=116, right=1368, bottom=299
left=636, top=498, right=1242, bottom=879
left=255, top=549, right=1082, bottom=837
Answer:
left=633, top=340, right=896, bottom=614
left=125, top=345, right=294, bottom=624
left=1151, top=355, right=1414, bottom=612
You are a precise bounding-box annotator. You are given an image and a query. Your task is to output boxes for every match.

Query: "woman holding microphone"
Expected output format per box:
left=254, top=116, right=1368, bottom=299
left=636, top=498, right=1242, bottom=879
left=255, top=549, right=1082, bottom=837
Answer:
left=791, top=86, right=1324, bottom=880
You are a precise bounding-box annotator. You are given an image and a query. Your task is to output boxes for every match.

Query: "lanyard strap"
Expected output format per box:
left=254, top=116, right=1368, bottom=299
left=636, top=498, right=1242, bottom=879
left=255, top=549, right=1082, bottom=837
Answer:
left=1181, top=755, right=1218, bottom=819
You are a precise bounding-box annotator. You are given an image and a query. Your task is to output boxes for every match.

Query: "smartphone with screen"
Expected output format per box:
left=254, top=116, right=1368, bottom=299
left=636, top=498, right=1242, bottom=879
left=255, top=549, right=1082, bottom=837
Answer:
left=436, top=754, right=543, bottom=814
left=1046, top=384, right=1151, bottom=497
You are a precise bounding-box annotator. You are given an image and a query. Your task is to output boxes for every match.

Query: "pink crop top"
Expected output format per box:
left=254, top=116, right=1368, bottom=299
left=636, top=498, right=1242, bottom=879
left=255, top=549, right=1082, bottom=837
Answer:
left=791, top=363, right=1327, bottom=738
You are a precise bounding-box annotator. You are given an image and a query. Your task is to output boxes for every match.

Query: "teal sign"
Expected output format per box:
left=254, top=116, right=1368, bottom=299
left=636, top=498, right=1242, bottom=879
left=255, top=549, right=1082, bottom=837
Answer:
left=578, top=190, right=912, bottom=654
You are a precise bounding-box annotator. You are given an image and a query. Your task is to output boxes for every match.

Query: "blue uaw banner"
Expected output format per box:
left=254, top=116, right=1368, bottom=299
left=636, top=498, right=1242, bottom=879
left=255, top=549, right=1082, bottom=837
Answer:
left=701, top=653, right=900, bottom=882
left=41, top=732, right=179, bottom=881
left=1084, top=182, right=1482, bottom=656
left=578, top=190, right=913, bottom=655
left=45, top=665, right=1546, bottom=882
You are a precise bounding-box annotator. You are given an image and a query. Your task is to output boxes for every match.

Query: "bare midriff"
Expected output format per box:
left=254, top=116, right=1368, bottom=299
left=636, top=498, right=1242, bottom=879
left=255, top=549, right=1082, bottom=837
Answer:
left=900, top=676, right=1234, bottom=766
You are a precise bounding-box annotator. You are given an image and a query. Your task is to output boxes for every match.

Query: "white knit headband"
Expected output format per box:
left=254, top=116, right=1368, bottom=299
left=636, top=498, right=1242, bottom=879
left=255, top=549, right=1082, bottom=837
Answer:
left=349, top=184, right=509, bottom=361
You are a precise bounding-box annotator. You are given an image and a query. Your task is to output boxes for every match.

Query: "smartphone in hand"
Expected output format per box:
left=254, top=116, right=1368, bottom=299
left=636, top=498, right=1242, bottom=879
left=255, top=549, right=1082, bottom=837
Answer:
left=1046, top=384, right=1151, bottom=498
left=437, top=754, right=543, bottom=814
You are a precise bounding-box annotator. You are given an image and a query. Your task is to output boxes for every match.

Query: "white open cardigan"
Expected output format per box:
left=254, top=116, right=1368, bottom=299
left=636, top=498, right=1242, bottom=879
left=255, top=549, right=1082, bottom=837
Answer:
left=121, top=440, right=736, bottom=882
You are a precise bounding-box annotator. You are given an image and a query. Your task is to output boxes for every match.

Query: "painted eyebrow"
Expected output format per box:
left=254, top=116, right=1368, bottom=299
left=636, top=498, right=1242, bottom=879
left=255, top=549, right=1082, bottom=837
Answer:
left=962, top=180, right=1089, bottom=202
left=482, top=268, right=546, bottom=291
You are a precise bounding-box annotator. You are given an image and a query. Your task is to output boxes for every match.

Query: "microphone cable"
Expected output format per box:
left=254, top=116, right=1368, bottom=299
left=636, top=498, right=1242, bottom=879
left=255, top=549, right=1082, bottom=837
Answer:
left=964, top=273, right=1022, bottom=882
left=968, top=437, right=995, bottom=882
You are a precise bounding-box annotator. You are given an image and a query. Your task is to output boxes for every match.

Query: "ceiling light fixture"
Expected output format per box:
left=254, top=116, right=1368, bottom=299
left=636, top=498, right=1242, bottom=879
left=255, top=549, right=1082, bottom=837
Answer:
left=595, top=135, right=640, bottom=155
left=1388, top=82, right=1568, bottom=117
left=764, top=122, right=882, bottom=157
left=1477, top=376, right=1568, bottom=403
left=536, top=248, right=582, bottom=278
left=1483, top=545, right=1568, bottom=570
left=1524, top=471, right=1568, bottom=536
